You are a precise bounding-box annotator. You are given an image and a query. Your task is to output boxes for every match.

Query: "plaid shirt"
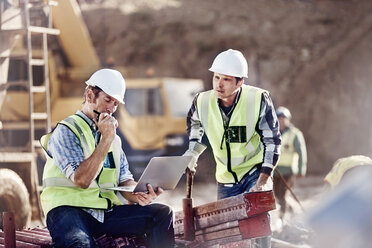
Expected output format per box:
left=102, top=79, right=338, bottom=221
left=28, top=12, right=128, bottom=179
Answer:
left=186, top=87, right=281, bottom=175
left=47, top=111, right=133, bottom=222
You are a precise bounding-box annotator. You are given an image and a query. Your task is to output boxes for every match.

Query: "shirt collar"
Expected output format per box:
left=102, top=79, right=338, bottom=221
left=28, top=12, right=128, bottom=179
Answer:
left=75, top=110, right=96, bottom=131
left=218, top=87, right=242, bottom=117
left=218, top=87, right=242, bottom=108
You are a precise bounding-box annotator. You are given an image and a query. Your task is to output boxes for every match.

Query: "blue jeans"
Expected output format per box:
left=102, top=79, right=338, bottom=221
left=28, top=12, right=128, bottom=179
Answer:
left=46, top=204, right=174, bottom=248
left=217, top=167, right=260, bottom=200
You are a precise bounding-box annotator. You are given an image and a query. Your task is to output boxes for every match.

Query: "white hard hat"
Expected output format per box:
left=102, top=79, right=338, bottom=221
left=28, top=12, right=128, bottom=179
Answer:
left=276, top=106, right=292, bottom=119
left=209, top=49, right=248, bottom=78
left=85, top=69, right=126, bottom=104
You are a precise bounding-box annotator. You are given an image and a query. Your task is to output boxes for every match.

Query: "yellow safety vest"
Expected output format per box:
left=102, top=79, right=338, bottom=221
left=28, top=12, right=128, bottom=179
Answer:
left=277, top=127, right=301, bottom=174
left=324, top=155, right=372, bottom=187
left=197, top=85, right=265, bottom=183
left=40, top=114, right=123, bottom=216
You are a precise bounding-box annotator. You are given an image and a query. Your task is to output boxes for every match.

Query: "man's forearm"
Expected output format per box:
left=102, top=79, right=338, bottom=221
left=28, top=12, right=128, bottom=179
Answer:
left=119, top=180, right=138, bottom=203
left=73, top=138, right=112, bottom=188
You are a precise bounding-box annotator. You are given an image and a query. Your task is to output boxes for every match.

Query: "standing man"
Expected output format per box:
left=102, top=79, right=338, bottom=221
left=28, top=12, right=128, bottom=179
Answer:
left=273, top=106, right=307, bottom=219
left=185, top=49, right=281, bottom=198
left=40, top=69, right=175, bottom=248
left=184, top=49, right=281, bottom=247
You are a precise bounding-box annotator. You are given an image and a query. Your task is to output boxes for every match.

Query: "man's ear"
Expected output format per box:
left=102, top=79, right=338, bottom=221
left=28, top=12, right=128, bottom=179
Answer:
left=237, top=78, right=244, bottom=86
left=86, top=89, right=94, bottom=103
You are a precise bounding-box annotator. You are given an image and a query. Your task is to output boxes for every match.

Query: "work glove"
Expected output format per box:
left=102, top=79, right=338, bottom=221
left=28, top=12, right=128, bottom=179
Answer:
left=183, top=141, right=207, bottom=173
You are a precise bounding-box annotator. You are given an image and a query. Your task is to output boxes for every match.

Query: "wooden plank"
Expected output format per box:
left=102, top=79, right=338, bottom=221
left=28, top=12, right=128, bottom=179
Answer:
left=195, top=227, right=241, bottom=242
left=14, top=241, right=40, bottom=248
left=0, top=236, right=40, bottom=248
left=196, top=221, right=239, bottom=236
left=175, top=219, right=240, bottom=237
left=15, top=231, right=52, bottom=245
left=195, top=206, right=247, bottom=231
left=175, top=193, right=245, bottom=220
left=21, top=228, right=50, bottom=238
left=0, top=228, right=52, bottom=247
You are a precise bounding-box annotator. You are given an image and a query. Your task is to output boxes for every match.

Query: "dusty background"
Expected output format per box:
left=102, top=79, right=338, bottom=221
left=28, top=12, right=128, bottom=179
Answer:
left=78, top=0, right=372, bottom=175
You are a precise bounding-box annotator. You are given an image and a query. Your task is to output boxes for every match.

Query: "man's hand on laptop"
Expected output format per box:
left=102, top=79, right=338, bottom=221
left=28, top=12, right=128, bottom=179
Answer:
left=134, top=184, right=163, bottom=206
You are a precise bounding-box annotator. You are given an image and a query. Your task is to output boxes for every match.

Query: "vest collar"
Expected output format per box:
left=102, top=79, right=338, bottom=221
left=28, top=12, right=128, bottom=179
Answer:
left=218, top=87, right=242, bottom=117
left=75, top=110, right=97, bottom=131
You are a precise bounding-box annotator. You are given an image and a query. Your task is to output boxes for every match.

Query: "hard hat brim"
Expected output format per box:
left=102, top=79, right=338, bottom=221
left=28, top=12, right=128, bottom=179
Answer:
left=85, top=81, right=125, bottom=104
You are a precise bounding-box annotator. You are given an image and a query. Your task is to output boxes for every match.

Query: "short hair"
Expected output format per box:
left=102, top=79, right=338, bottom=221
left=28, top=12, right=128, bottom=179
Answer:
left=83, top=85, right=102, bottom=104
left=235, top=77, right=243, bottom=85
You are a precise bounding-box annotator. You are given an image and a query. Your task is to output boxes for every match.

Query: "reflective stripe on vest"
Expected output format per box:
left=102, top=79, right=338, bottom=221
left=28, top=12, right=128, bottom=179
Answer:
left=277, top=127, right=299, bottom=170
left=40, top=114, right=123, bottom=216
left=197, top=85, right=265, bottom=183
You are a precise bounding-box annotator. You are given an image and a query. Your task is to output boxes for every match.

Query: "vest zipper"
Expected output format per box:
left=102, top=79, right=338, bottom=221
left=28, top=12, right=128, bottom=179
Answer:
left=225, top=141, right=238, bottom=183
left=219, top=97, right=240, bottom=183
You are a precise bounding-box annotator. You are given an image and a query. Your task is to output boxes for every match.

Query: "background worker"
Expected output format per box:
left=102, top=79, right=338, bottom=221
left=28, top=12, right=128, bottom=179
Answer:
left=40, top=69, right=174, bottom=248
left=273, top=106, right=307, bottom=219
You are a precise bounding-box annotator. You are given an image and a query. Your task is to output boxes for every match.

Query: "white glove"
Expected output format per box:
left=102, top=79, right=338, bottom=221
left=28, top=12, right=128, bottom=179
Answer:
left=183, top=142, right=207, bottom=173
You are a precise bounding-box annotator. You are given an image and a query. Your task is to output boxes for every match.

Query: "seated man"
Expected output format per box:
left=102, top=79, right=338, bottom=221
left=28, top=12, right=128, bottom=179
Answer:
left=40, top=69, right=174, bottom=248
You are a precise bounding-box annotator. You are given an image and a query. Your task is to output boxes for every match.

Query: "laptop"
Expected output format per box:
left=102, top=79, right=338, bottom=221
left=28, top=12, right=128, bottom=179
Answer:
left=105, top=156, right=193, bottom=192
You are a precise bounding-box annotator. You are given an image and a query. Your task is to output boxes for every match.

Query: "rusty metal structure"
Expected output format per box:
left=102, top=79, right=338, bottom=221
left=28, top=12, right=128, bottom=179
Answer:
left=175, top=191, right=276, bottom=247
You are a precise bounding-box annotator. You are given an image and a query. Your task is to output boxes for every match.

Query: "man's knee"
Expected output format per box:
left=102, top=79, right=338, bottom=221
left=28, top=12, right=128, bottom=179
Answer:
left=56, top=229, right=96, bottom=248
left=146, top=203, right=173, bottom=226
left=154, top=203, right=173, bottom=218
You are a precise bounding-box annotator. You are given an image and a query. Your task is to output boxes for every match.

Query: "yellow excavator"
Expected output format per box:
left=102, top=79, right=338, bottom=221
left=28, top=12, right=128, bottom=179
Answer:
left=0, top=0, right=203, bottom=228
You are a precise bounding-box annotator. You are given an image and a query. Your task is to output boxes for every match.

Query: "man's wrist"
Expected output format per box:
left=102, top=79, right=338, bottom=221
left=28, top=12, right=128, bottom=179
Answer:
left=261, top=163, right=273, bottom=175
